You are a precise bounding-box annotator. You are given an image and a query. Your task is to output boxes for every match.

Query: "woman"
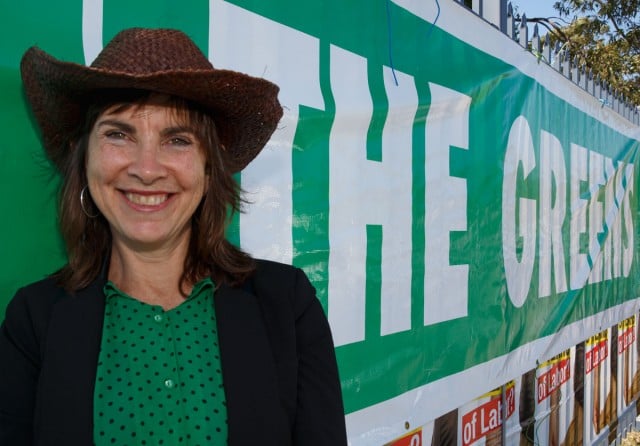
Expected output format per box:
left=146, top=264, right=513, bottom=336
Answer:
left=0, top=28, right=347, bottom=445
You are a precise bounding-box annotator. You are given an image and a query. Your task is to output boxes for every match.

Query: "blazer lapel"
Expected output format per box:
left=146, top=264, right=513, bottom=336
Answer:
left=35, top=280, right=105, bottom=446
left=214, top=284, right=291, bottom=446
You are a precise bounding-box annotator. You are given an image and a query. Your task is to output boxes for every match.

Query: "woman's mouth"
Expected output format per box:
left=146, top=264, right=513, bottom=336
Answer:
left=125, top=192, right=169, bottom=206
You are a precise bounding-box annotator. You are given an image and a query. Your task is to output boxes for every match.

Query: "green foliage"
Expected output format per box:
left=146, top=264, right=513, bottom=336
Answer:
left=526, top=0, right=640, bottom=106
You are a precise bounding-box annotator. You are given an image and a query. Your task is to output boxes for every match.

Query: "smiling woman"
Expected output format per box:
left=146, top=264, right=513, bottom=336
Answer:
left=0, top=28, right=347, bottom=446
left=86, top=97, right=210, bottom=305
left=56, top=90, right=246, bottom=297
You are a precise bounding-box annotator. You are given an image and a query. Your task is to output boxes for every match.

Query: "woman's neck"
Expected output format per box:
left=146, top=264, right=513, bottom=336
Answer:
left=107, top=235, right=193, bottom=310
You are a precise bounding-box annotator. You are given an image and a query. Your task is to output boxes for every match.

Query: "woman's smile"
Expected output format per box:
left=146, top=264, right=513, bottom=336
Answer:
left=123, top=190, right=171, bottom=207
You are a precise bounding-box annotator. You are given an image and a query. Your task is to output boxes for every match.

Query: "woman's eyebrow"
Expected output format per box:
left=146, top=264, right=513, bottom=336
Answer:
left=95, top=119, right=136, bottom=134
left=161, top=126, right=197, bottom=137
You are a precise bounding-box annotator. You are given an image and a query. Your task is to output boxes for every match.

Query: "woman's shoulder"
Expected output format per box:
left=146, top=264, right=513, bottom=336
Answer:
left=1, top=276, right=71, bottom=352
left=4, top=276, right=71, bottom=325
left=248, top=259, right=317, bottom=311
left=12, top=275, right=68, bottom=303
left=252, top=258, right=303, bottom=278
left=251, top=259, right=313, bottom=290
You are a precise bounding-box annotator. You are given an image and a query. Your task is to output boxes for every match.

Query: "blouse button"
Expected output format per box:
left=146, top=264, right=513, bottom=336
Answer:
left=164, top=379, right=175, bottom=389
left=154, top=314, right=163, bottom=323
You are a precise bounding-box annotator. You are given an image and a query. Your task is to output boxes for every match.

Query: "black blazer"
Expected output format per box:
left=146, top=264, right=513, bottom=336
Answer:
left=0, top=259, right=347, bottom=445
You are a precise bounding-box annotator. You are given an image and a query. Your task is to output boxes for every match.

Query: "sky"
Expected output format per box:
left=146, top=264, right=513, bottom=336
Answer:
left=511, top=0, right=558, bottom=20
left=510, top=0, right=561, bottom=35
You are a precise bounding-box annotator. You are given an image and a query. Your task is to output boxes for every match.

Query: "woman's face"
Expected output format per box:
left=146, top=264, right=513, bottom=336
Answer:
left=86, top=102, right=209, bottom=252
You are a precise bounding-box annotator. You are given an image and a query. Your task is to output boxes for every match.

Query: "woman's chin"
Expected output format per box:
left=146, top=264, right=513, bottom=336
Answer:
left=113, top=228, right=190, bottom=253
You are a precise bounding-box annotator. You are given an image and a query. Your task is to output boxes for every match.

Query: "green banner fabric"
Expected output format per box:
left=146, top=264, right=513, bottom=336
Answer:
left=1, top=0, right=639, bottom=444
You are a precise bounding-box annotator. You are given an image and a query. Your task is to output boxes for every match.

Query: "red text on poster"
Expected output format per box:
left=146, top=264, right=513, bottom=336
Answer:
left=385, top=428, right=422, bottom=446
left=537, top=358, right=571, bottom=403
left=461, top=385, right=515, bottom=446
left=586, top=339, right=608, bottom=374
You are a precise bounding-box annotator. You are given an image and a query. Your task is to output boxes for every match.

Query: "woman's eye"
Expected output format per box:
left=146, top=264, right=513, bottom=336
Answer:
left=105, top=130, right=127, bottom=139
left=169, top=137, right=192, bottom=146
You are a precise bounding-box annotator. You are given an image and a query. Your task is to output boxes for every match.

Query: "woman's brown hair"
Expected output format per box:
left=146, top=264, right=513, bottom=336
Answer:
left=55, top=89, right=255, bottom=293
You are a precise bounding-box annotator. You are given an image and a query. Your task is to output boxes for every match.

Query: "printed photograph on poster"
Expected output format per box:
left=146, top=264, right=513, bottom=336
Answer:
left=533, top=349, right=576, bottom=445
left=584, top=329, right=612, bottom=444
left=635, top=313, right=640, bottom=400
left=618, top=316, right=637, bottom=413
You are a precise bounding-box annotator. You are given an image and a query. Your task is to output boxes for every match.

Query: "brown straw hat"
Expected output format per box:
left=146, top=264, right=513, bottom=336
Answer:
left=20, top=27, right=283, bottom=173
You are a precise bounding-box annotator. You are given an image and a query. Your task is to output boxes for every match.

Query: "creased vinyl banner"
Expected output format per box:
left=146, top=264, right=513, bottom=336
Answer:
left=1, top=0, right=640, bottom=445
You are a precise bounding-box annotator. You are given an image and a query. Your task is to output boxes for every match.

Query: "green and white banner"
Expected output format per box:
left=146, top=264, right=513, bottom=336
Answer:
left=2, top=0, right=640, bottom=444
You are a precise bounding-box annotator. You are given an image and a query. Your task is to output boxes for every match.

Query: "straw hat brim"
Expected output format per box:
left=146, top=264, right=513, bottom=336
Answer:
left=21, top=46, right=283, bottom=173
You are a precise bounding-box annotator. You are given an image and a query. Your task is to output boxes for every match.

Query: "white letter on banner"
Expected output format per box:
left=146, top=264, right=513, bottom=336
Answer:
left=502, top=116, right=536, bottom=308
left=424, top=83, right=470, bottom=325
left=622, top=164, right=635, bottom=277
left=380, top=66, right=418, bottom=336
left=587, top=151, right=605, bottom=284
left=82, top=0, right=103, bottom=64
left=611, top=162, right=627, bottom=278
left=328, top=46, right=415, bottom=345
left=538, top=130, right=567, bottom=297
left=570, top=143, right=589, bottom=290
left=210, top=0, right=323, bottom=263
left=602, top=157, right=616, bottom=280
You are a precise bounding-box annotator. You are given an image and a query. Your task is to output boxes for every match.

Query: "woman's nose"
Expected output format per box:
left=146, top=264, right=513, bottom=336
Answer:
left=127, top=141, right=168, bottom=184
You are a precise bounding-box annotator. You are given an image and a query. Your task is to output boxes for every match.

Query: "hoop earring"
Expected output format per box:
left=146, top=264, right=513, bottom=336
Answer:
left=80, top=186, right=99, bottom=218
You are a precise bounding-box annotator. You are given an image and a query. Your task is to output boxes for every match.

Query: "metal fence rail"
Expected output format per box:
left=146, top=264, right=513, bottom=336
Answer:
left=452, top=0, right=640, bottom=125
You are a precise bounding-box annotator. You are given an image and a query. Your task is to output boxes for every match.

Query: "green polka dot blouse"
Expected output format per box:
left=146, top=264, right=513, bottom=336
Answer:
left=94, top=278, right=228, bottom=445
